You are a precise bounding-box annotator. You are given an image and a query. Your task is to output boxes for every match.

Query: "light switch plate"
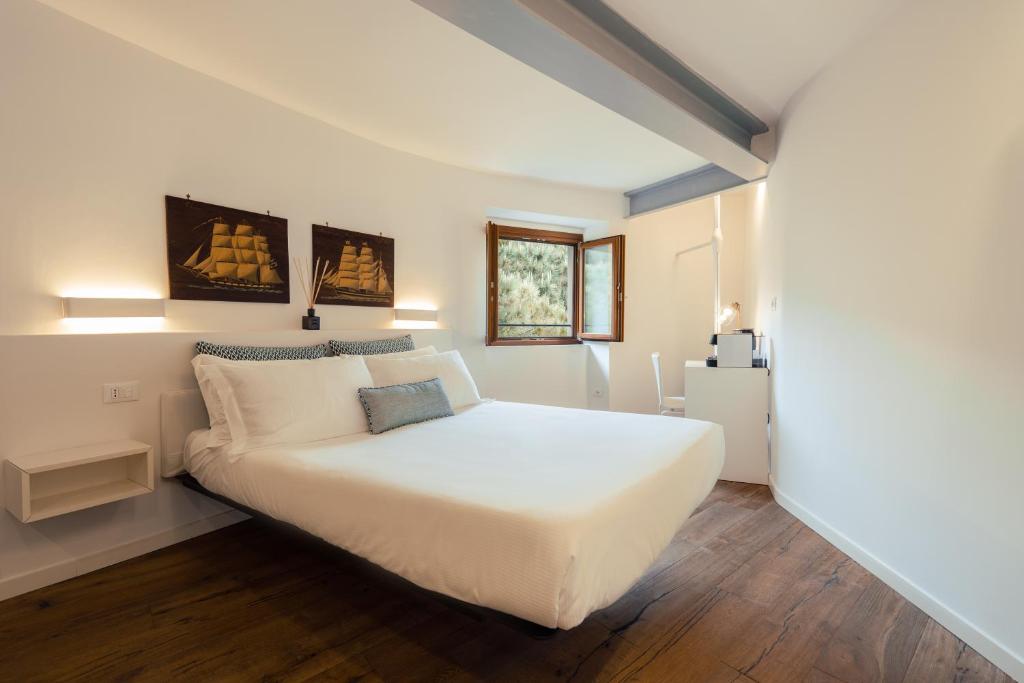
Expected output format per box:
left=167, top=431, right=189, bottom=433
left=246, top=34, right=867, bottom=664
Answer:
left=104, top=381, right=140, bottom=404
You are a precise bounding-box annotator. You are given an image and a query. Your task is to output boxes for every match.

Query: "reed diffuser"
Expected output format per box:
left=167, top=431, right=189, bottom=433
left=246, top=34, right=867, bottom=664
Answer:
left=294, top=256, right=334, bottom=330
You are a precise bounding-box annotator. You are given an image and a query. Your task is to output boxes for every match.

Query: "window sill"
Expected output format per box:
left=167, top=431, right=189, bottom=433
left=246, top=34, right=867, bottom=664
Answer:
left=486, top=338, right=583, bottom=347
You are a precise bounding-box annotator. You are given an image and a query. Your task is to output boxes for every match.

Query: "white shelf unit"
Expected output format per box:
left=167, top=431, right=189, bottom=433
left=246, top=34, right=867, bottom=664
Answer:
left=4, top=440, right=154, bottom=523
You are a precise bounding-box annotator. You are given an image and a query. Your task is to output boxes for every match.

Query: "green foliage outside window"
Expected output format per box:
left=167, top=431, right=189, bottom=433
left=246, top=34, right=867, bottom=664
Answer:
left=497, top=239, right=572, bottom=338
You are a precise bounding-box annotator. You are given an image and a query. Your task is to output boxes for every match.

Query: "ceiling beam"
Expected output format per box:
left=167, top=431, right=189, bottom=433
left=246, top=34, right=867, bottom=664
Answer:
left=560, top=0, right=768, bottom=147
left=412, top=0, right=769, bottom=181
left=624, top=164, right=747, bottom=217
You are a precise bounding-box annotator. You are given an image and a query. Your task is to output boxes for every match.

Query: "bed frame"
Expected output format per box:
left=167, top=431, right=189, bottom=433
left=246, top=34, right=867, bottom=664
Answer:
left=175, top=474, right=558, bottom=638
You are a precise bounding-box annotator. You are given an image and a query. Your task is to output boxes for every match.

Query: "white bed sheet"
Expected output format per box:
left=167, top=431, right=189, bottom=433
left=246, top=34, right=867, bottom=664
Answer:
left=185, top=400, right=724, bottom=629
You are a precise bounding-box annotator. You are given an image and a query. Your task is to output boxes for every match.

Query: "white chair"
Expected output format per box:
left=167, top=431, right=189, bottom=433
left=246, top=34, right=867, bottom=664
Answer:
left=651, top=352, right=686, bottom=416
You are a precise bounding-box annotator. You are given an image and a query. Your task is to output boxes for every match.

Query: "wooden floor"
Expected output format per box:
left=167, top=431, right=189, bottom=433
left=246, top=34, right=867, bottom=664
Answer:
left=0, top=482, right=1013, bottom=683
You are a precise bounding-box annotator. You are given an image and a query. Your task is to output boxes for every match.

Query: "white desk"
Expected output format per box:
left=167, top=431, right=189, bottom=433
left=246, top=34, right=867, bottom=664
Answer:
left=684, top=361, right=769, bottom=484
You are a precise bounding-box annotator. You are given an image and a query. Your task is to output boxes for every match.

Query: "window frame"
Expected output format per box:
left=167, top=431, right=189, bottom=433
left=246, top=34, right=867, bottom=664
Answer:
left=578, top=234, right=625, bottom=342
left=486, top=223, right=625, bottom=346
left=486, top=222, right=583, bottom=346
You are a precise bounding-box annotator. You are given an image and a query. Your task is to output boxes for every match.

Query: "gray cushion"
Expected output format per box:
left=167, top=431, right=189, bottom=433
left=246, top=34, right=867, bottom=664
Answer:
left=195, top=340, right=328, bottom=361
left=357, top=378, right=454, bottom=434
left=329, top=334, right=415, bottom=356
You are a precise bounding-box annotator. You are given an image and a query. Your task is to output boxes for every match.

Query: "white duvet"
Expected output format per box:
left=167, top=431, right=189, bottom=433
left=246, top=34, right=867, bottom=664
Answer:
left=186, top=400, right=724, bottom=629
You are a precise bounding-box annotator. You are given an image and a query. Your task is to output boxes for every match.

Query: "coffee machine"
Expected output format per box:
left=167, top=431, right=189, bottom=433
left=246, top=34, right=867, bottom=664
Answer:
left=706, top=329, right=766, bottom=368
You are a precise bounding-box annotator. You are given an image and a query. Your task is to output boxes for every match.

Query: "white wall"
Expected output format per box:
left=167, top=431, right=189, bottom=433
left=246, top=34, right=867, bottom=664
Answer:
left=752, top=0, right=1024, bottom=677
left=602, top=189, right=752, bottom=414
left=0, top=0, right=624, bottom=403
left=0, top=0, right=624, bottom=597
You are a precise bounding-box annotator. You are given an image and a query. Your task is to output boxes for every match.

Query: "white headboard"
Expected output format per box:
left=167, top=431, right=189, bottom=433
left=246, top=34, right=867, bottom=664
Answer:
left=159, top=389, right=208, bottom=477
left=0, top=328, right=454, bottom=480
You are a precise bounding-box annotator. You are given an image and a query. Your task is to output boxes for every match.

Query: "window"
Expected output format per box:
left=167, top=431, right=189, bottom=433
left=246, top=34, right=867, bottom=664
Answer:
left=579, top=235, right=624, bottom=341
left=486, top=223, right=624, bottom=345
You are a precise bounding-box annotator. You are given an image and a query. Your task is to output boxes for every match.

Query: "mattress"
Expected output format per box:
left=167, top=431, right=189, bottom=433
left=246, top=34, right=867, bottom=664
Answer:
left=185, top=400, right=724, bottom=629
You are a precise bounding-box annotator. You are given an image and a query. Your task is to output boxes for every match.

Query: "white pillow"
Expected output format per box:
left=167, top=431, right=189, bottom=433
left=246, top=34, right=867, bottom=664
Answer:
left=361, top=345, right=437, bottom=374
left=194, top=352, right=344, bottom=448
left=206, top=355, right=373, bottom=456
left=367, top=350, right=481, bottom=409
left=191, top=354, right=233, bottom=448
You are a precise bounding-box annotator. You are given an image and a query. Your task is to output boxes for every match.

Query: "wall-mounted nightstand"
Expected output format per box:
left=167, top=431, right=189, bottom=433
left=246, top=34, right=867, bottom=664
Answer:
left=4, top=440, right=154, bottom=523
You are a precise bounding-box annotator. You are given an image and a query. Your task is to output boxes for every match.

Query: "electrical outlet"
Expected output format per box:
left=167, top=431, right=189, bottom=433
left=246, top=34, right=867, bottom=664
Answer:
left=770, top=296, right=778, bottom=312
left=104, top=381, right=140, bottom=404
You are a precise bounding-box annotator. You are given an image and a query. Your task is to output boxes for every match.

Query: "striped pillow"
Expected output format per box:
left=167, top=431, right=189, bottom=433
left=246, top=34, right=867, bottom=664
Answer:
left=194, top=341, right=329, bottom=361
left=329, top=335, right=415, bottom=356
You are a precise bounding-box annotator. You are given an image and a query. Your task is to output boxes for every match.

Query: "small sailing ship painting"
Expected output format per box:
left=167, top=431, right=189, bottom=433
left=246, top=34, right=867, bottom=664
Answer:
left=165, top=195, right=289, bottom=303
left=312, top=224, right=394, bottom=307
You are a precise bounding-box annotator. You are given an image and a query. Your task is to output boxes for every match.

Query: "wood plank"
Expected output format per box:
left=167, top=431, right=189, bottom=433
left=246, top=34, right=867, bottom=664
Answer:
left=803, top=668, right=847, bottom=683
left=0, top=483, right=1013, bottom=683
left=617, top=544, right=873, bottom=683
left=364, top=616, right=640, bottom=683
left=358, top=609, right=484, bottom=682
left=301, top=654, right=383, bottom=683
left=607, top=646, right=744, bottom=683
left=735, top=547, right=873, bottom=683
left=604, top=591, right=752, bottom=683
left=903, top=620, right=1015, bottom=683
left=815, top=577, right=929, bottom=683
left=719, top=525, right=832, bottom=606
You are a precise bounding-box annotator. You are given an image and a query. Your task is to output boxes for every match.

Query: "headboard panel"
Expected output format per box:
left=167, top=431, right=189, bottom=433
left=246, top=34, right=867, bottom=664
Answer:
left=1, top=328, right=453, bottom=483
left=159, top=389, right=208, bottom=477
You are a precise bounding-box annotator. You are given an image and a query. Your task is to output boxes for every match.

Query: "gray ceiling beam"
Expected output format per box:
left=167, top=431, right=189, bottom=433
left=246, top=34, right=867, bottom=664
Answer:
left=625, top=164, right=747, bottom=217
left=561, top=0, right=768, bottom=147
left=412, top=0, right=769, bottom=181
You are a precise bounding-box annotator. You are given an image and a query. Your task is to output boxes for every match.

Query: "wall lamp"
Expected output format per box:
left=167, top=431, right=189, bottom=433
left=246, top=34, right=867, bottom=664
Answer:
left=393, top=308, right=438, bottom=323
left=60, top=297, right=166, bottom=318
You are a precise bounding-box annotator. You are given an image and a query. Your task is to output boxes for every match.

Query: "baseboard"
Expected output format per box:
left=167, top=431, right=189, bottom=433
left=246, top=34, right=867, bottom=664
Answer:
left=0, top=508, right=248, bottom=603
left=769, top=476, right=1023, bottom=682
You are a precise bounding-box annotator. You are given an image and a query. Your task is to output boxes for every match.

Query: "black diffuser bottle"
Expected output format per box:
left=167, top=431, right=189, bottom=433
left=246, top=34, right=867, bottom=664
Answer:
left=302, top=308, right=320, bottom=330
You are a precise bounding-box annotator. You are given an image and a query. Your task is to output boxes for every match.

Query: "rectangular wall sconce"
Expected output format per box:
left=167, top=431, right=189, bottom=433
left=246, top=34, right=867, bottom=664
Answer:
left=60, top=297, right=166, bottom=318
left=394, top=308, right=438, bottom=323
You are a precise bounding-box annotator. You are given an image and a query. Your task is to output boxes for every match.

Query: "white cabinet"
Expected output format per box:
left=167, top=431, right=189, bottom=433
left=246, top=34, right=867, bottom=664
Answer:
left=4, top=440, right=154, bottom=523
left=684, top=361, right=769, bottom=485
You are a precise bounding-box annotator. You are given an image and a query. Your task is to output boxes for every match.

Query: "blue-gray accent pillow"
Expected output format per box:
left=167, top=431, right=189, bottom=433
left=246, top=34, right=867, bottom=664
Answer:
left=357, top=378, right=454, bottom=434
left=195, top=340, right=329, bottom=361
left=329, top=334, right=415, bottom=356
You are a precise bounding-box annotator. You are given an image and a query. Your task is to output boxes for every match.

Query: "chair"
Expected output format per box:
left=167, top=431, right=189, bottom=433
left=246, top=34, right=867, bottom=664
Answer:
left=651, top=352, right=686, bottom=416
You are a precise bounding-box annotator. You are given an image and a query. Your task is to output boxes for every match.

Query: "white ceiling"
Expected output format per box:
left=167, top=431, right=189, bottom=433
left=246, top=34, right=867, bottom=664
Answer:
left=605, top=0, right=900, bottom=123
left=38, top=0, right=708, bottom=191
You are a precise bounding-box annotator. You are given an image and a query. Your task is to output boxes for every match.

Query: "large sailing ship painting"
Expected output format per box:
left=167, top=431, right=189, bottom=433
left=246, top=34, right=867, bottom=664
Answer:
left=165, top=196, right=289, bottom=303
left=312, top=224, right=394, bottom=307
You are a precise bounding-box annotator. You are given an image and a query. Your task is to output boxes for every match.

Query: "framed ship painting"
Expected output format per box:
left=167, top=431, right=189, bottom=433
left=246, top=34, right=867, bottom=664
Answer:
left=312, top=224, right=394, bottom=307
left=165, top=195, right=289, bottom=303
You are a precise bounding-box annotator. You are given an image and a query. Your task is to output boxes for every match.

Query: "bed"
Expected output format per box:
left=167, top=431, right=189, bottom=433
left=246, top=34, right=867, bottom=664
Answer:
left=169, top=396, right=724, bottom=630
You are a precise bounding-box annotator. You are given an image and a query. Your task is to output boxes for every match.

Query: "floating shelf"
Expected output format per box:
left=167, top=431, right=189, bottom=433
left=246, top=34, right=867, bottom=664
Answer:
left=4, top=440, right=154, bottom=523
